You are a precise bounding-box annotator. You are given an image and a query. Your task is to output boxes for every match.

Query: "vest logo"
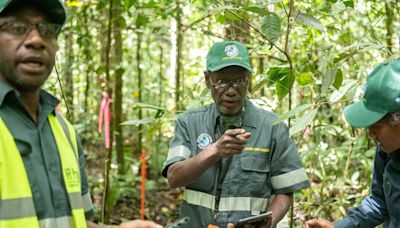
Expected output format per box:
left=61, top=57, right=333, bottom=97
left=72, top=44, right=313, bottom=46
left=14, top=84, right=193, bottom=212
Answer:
left=197, top=133, right=213, bottom=149
left=65, top=168, right=80, bottom=188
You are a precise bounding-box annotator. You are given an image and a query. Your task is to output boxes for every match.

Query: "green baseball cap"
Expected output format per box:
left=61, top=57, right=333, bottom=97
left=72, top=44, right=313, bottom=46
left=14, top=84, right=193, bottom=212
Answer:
left=0, top=0, right=67, bottom=25
left=344, top=59, right=400, bottom=128
left=206, top=41, right=253, bottom=72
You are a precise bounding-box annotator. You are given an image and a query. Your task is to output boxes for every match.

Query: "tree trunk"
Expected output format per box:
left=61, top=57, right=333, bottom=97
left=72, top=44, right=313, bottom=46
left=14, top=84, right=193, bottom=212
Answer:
left=175, top=3, right=183, bottom=111
left=113, top=0, right=125, bottom=175
left=102, top=0, right=114, bottom=223
left=137, top=32, right=143, bottom=155
left=64, top=25, right=74, bottom=121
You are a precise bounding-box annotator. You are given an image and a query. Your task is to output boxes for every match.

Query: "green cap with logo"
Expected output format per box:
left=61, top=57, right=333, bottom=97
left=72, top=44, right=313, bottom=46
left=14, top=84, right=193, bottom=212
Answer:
left=344, top=59, right=400, bottom=128
left=206, top=40, right=253, bottom=72
left=0, top=0, right=67, bottom=25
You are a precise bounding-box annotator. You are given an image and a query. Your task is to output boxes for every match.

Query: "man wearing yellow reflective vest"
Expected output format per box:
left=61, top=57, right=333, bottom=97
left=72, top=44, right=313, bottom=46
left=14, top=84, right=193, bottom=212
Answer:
left=162, top=41, right=310, bottom=228
left=0, top=0, right=162, bottom=228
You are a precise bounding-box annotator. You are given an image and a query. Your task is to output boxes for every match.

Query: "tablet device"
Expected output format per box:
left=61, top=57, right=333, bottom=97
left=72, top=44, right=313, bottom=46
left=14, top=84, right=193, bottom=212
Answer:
left=235, top=211, right=272, bottom=228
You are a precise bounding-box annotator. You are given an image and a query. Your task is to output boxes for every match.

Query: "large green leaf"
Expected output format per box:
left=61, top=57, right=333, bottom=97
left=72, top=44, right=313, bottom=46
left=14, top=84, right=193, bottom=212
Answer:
left=332, top=2, right=346, bottom=16
left=121, top=118, right=157, bottom=126
left=244, top=5, right=269, bottom=16
left=267, top=67, right=293, bottom=100
left=289, top=109, right=318, bottom=136
left=297, top=72, right=314, bottom=86
left=322, top=67, right=338, bottom=94
left=294, top=12, right=325, bottom=32
left=261, top=13, right=281, bottom=44
left=329, top=79, right=357, bottom=103
left=333, top=69, right=343, bottom=89
left=131, top=102, right=166, bottom=110
left=274, top=104, right=312, bottom=125
left=276, top=72, right=295, bottom=101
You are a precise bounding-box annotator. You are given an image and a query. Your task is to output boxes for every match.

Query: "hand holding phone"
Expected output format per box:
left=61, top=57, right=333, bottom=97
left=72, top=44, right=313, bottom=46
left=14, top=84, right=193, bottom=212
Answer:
left=235, top=212, right=272, bottom=228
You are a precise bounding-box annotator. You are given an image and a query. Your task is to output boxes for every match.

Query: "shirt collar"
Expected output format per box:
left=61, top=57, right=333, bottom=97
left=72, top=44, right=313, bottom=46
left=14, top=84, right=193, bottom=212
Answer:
left=0, top=80, right=60, bottom=115
left=211, top=99, right=258, bottom=129
left=0, top=80, right=15, bottom=107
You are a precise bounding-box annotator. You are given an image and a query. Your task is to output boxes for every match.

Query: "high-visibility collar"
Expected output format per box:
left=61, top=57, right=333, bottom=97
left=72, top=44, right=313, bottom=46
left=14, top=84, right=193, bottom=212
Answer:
left=0, top=115, right=87, bottom=228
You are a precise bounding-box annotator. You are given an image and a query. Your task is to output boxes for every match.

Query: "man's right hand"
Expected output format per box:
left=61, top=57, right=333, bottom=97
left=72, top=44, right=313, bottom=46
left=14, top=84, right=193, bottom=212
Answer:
left=302, top=218, right=334, bottom=228
left=213, top=128, right=251, bottom=158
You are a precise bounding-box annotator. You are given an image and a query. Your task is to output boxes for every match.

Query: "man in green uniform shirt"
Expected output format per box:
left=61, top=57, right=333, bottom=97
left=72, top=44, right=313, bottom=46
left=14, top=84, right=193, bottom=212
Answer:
left=162, top=41, right=310, bottom=228
left=304, top=60, right=400, bottom=227
left=0, top=0, right=161, bottom=227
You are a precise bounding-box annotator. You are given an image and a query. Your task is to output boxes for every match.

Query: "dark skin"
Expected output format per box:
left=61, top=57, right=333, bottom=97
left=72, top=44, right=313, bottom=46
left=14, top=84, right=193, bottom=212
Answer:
left=0, top=4, right=161, bottom=228
left=168, top=66, right=292, bottom=228
left=0, top=5, right=56, bottom=123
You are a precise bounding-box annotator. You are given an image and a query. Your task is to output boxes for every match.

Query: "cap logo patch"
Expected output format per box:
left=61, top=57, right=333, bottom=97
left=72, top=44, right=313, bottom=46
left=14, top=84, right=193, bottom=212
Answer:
left=197, top=133, right=213, bottom=149
left=225, top=45, right=239, bottom=57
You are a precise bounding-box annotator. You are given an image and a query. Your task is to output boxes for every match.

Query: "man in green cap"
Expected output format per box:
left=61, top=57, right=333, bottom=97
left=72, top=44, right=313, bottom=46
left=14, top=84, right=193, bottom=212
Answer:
left=0, top=0, right=162, bottom=227
left=162, top=41, right=310, bottom=228
left=303, top=59, right=400, bottom=228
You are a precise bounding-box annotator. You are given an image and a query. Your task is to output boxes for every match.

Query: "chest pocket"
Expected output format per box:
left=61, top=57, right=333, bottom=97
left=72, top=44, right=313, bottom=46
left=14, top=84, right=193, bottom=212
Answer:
left=239, top=153, right=271, bottom=197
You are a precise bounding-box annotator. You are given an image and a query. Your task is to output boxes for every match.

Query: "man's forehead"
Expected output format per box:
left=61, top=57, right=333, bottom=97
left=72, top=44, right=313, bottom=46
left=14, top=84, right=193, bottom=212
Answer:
left=211, top=67, right=249, bottom=78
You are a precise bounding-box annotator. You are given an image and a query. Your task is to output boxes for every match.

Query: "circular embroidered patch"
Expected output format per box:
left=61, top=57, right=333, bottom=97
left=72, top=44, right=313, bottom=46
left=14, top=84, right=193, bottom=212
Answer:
left=197, top=133, right=213, bottom=149
left=225, top=44, right=239, bottom=57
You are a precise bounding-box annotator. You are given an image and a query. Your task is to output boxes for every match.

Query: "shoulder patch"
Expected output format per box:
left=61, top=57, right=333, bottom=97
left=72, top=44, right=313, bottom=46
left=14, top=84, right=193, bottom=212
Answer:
left=197, top=133, right=213, bottom=149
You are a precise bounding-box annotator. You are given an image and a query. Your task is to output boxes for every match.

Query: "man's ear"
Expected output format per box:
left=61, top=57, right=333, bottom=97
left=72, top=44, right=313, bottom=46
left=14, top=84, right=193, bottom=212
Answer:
left=205, top=71, right=211, bottom=89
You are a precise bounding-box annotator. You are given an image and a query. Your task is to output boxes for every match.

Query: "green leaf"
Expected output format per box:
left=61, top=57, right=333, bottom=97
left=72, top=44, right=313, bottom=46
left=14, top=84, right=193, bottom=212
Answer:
left=333, top=69, right=343, bottom=89
left=135, top=14, right=149, bottom=27
left=322, top=67, right=338, bottom=94
left=274, top=104, right=312, bottom=125
left=225, top=11, right=239, bottom=21
left=276, top=72, right=295, bottom=101
left=329, top=79, right=357, bottom=103
left=124, top=0, right=136, bottom=10
left=289, top=109, right=318, bottom=136
left=343, top=0, right=354, bottom=8
left=295, top=12, right=325, bottom=32
left=132, top=102, right=166, bottom=111
left=297, top=72, right=314, bottom=86
left=121, top=118, right=157, bottom=126
left=332, top=2, right=346, bottom=16
left=261, top=13, right=281, bottom=44
left=245, top=5, right=269, bottom=16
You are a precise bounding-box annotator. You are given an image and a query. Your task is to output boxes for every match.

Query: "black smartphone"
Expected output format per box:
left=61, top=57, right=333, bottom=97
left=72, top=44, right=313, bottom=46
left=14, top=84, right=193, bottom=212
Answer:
left=235, top=211, right=272, bottom=228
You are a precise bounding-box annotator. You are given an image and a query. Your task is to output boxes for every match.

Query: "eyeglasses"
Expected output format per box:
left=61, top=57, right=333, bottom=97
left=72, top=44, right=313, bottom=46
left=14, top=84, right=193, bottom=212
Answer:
left=0, top=21, right=62, bottom=39
left=209, top=77, right=248, bottom=90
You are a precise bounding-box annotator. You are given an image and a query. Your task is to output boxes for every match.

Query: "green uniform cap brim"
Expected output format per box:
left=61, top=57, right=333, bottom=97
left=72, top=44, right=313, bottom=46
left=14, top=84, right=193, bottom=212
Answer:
left=207, top=62, right=253, bottom=72
left=344, top=101, right=387, bottom=128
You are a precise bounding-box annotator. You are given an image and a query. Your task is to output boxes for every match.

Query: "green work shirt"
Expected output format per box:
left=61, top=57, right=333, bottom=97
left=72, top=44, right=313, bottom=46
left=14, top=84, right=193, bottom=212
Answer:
left=162, top=99, right=310, bottom=227
left=0, top=81, right=94, bottom=226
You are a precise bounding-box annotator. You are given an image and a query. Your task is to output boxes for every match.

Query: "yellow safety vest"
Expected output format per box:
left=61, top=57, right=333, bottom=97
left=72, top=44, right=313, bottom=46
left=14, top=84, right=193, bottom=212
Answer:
left=0, top=114, right=87, bottom=228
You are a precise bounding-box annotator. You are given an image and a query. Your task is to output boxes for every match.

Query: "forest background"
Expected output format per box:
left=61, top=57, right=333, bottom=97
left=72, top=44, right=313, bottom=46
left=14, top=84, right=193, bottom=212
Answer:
left=47, top=0, right=399, bottom=227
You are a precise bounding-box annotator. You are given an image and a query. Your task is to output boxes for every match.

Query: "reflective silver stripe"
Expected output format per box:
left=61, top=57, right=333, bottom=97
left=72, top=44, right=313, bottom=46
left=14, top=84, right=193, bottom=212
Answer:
left=39, top=216, right=72, bottom=228
left=69, top=192, right=83, bottom=210
left=183, top=189, right=269, bottom=212
left=271, top=168, right=309, bottom=189
left=220, top=197, right=269, bottom=211
left=0, top=197, right=36, bottom=219
left=82, top=192, right=94, bottom=212
left=183, top=189, right=215, bottom=209
left=167, top=145, right=191, bottom=161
